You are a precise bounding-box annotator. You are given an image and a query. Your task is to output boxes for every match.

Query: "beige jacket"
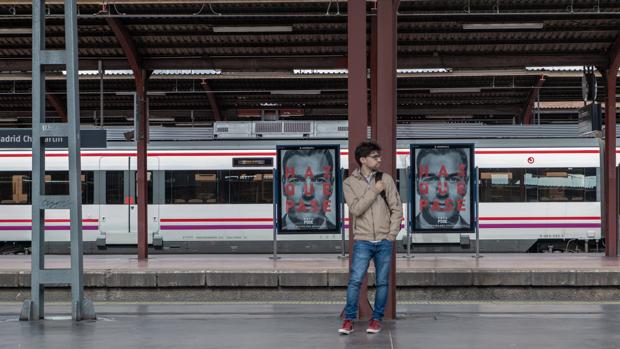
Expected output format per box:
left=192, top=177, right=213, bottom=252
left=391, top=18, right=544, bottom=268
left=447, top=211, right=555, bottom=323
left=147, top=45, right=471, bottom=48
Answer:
left=343, top=169, right=403, bottom=241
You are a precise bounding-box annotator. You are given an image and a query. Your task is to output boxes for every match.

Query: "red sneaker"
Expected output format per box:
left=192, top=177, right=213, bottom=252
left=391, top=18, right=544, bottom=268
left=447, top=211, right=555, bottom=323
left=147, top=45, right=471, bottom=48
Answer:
left=366, top=319, right=382, bottom=333
left=338, top=320, right=354, bottom=335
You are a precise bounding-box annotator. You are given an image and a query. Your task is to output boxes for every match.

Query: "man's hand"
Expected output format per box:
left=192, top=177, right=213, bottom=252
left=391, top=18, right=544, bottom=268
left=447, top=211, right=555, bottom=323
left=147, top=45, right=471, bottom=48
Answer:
left=374, top=180, right=385, bottom=193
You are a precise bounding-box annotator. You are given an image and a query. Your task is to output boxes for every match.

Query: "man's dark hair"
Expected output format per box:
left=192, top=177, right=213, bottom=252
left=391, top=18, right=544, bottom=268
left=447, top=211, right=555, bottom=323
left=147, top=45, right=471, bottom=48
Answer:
left=354, top=141, right=381, bottom=167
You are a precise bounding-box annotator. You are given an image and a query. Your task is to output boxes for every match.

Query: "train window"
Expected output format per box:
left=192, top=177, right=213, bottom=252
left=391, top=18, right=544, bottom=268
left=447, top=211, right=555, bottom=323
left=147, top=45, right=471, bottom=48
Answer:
left=43, top=171, right=95, bottom=204
left=131, top=171, right=153, bottom=204
left=479, top=168, right=525, bottom=202
left=165, top=170, right=228, bottom=204
left=525, top=168, right=597, bottom=202
left=82, top=172, right=95, bottom=204
left=106, top=171, right=124, bottom=204
left=0, top=172, right=31, bottom=204
left=479, top=168, right=597, bottom=203
left=225, top=170, right=273, bottom=204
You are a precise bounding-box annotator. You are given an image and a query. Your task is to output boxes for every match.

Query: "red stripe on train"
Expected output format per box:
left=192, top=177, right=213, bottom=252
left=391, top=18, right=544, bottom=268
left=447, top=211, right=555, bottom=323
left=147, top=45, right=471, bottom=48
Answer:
left=479, top=216, right=600, bottom=221
left=0, top=149, right=608, bottom=157
left=0, top=219, right=98, bottom=223
left=160, top=218, right=274, bottom=223
left=161, top=218, right=352, bottom=222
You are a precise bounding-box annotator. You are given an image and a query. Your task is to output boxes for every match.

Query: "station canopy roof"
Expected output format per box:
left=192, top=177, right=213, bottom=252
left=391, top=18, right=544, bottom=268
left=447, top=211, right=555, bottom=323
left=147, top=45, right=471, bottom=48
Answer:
left=0, top=0, right=618, bottom=127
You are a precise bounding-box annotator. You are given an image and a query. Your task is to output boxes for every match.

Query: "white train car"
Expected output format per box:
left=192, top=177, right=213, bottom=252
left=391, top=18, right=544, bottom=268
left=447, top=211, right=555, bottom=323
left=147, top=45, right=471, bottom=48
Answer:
left=0, top=136, right=607, bottom=253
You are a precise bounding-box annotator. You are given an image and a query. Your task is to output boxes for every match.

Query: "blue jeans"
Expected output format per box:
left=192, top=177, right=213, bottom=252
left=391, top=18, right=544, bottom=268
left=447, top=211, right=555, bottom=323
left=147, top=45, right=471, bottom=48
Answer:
left=344, top=240, right=393, bottom=321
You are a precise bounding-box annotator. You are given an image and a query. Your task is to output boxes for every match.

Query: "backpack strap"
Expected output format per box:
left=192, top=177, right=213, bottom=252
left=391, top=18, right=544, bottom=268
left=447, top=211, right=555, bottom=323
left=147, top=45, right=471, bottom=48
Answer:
left=375, top=171, right=391, bottom=213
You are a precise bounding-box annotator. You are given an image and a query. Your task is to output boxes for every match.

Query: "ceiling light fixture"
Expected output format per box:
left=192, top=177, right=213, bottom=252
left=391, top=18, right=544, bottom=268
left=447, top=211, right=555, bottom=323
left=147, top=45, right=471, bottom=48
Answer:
left=462, top=23, right=544, bottom=30
left=426, top=115, right=474, bottom=119
left=0, top=28, right=32, bottom=35
left=398, top=68, right=451, bottom=73
left=525, top=66, right=583, bottom=72
left=213, top=26, right=293, bottom=33
left=126, top=117, right=174, bottom=122
left=429, top=87, right=481, bottom=93
left=293, top=69, right=348, bottom=75
left=270, top=90, right=321, bottom=95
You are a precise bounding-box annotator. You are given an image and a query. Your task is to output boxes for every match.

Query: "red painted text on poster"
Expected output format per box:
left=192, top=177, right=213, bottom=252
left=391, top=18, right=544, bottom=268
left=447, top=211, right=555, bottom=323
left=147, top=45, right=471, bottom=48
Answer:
left=284, top=165, right=332, bottom=214
left=418, top=162, right=467, bottom=213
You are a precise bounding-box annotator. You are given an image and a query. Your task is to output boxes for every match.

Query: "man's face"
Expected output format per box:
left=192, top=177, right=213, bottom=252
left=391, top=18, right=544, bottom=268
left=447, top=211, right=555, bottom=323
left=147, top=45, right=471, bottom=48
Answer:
left=283, top=152, right=333, bottom=225
left=360, top=151, right=382, bottom=172
left=417, top=151, right=468, bottom=225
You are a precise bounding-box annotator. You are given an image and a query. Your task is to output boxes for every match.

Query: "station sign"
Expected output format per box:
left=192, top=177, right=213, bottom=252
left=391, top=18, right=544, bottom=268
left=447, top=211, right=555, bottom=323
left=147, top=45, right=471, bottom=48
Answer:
left=276, top=144, right=341, bottom=234
left=0, top=129, right=107, bottom=148
left=410, top=144, right=475, bottom=233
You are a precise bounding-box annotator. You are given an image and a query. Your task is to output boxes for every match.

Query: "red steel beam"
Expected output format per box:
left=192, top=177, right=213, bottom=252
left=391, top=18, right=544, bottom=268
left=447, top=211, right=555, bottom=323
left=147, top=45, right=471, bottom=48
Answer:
left=346, top=0, right=372, bottom=321
left=608, top=33, right=620, bottom=70
left=106, top=17, right=149, bottom=260
left=521, top=75, right=546, bottom=125
left=105, top=18, right=143, bottom=83
left=375, top=0, right=398, bottom=320
left=45, top=93, right=67, bottom=122
left=201, top=80, right=223, bottom=122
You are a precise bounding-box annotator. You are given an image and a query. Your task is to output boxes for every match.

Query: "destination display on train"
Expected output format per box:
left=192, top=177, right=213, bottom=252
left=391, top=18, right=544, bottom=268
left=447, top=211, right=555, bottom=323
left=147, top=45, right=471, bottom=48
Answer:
left=276, top=145, right=341, bottom=234
left=411, top=144, right=475, bottom=233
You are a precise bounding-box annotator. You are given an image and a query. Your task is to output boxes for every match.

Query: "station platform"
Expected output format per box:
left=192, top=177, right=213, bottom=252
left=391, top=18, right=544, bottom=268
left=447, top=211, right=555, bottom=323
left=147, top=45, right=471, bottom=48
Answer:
left=1, top=253, right=620, bottom=302
left=3, top=302, right=620, bottom=349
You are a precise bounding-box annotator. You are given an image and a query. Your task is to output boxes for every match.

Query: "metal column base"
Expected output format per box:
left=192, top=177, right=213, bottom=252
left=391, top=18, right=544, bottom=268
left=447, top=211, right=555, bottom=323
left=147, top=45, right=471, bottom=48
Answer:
left=18, top=300, right=32, bottom=321
left=20, top=298, right=96, bottom=321
left=73, top=299, right=97, bottom=321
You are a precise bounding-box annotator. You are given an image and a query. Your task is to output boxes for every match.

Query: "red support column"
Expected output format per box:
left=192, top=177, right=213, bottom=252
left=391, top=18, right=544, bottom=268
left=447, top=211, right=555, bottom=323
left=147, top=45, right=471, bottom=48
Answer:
left=107, top=17, right=150, bottom=260
left=347, top=0, right=372, bottom=320
left=370, top=14, right=378, bottom=140
left=201, top=80, right=223, bottom=122
left=375, top=0, right=398, bottom=320
left=521, top=75, right=545, bottom=125
left=136, top=73, right=149, bottom=260
left=603, top=33, right=620, bottom=257
left=603, top=69, right=618, bottom=257
left=45, top=93, right=68, bottom=122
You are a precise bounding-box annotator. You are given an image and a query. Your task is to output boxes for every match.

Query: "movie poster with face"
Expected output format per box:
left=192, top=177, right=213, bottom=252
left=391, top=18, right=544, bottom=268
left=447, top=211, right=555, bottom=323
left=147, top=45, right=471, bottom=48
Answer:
left=411, top=144, right=475, bottom=233
left=276, top=145, right=341, bottom=234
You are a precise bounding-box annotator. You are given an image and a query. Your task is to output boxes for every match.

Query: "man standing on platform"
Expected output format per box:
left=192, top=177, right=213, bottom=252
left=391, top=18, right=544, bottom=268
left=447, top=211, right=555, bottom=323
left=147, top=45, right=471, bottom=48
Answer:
left=339, top=141, right=403, bottom=335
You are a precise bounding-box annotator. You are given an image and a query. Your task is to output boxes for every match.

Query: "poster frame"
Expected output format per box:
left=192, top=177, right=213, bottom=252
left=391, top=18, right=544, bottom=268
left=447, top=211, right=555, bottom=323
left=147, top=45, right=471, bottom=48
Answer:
left=410, top=143, right=475, bottom=234
left=276, top=144, right=342, bottom=235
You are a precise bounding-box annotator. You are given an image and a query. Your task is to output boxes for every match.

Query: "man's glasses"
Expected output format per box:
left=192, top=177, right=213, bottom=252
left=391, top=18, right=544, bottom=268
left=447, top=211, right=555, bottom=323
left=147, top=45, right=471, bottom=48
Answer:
left=367, top=154, right=381, bottom=160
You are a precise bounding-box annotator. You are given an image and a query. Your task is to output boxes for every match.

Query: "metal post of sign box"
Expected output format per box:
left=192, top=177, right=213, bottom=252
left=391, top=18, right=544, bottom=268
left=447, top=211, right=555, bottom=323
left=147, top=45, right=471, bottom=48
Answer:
left=269, top=168, right=281, bottom=260
left=20, top=0, right=95, bottom=321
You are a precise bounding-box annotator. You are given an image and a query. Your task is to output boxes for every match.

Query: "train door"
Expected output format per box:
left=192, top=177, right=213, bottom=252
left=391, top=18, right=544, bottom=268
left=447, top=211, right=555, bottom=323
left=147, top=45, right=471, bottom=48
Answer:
left=128, top=157, right=160, bottom=243
left=98, top=156, right=133, bottom=244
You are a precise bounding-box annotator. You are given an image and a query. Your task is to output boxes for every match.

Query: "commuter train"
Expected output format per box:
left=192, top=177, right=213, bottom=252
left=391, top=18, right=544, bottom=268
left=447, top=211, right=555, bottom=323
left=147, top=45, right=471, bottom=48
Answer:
left=0, top=129, right=608, bottom=254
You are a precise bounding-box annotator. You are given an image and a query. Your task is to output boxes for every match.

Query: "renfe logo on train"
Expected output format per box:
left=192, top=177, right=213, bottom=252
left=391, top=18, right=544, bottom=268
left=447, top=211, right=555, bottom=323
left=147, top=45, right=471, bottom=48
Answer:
left=411, top=144, right=475, bottom=233
left=276, top=145, right=341, bottom=234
